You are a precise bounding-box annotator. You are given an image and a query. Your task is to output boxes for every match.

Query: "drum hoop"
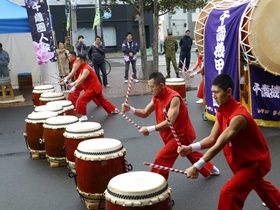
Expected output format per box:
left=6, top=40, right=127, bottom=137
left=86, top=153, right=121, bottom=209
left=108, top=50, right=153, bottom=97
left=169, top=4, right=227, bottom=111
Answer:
left=76, top=145, right=125, bottom=156
left=106, top=184, right=169, bottom=200
left=40, top=96, right=66, bottom=101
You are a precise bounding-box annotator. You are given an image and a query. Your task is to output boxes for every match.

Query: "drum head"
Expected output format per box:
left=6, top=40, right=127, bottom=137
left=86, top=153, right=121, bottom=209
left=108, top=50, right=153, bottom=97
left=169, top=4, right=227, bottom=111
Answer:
left=105, top=171, right=172, bottom=207
left=46, top=100, right=74, bottom=110
left=75, top=138, right=125, bottom=161
left=64, top=122, right=104, bottom=139
left=34, top=104, right=64, bottom=114
left=248, top=0, right=280, bottom=75
left=166, top=78, right=185, bottom=84
left=44, top=115, right=79, bottom=129
left=25, top=111, right=58, bottom=123
left=33, top=85, right=54, bottom=93
left=40, top=92, right=65, bottom=101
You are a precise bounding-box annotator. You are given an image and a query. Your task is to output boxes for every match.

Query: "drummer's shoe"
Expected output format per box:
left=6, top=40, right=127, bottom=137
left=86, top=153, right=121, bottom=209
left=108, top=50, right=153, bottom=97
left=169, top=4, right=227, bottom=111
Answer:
left=210, top=166, right=220, bottom=176
left=196, top=98, right=204, bottom=104
left=166, top=73, right=170, bottom=78
left=79, top=115, right=88, bottom=122
left=110, top=108, right=119, bottom=115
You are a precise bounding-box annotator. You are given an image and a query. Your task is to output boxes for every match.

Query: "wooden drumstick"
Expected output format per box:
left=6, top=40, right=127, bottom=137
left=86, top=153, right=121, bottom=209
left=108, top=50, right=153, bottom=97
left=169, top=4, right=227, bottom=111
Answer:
left=163, top=106, right=182, bottom=146
left=125, top=73, right=134, bottom=104
left=180, top=60, right=188, bottom=72
left=115, top=108, right=141, bottom=130
left=47, top=74, right=61, bottom=81
left=44, top=81, right=60, bottom=85
left=143, top=162, right=187, bottom=175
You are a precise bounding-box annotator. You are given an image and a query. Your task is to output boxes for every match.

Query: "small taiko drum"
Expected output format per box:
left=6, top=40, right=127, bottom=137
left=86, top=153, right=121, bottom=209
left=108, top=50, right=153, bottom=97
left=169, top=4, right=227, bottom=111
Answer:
left=46, top=100, right=75, bottom=116
left=39, top=92, right=66, bottom=105
left=74, top=138, right=127, bottom=204
left=64, top=122, right=104, bottom=171
left=32, top=85, right=54, bottom=106
left=25, top=111, right=58, bottom=157
left=105, top=171, right=173, bottom=210
left=166, top=78, right=186, bottom=100
left=43, top=116, right=78, bottom=165
left=34, top=104, right=65, bottom=116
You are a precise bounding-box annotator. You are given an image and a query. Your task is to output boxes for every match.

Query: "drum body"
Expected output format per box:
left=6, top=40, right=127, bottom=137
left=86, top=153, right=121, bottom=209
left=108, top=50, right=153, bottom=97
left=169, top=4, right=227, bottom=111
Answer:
left=166, top=78, right=186, bottom=100
left=32, top=85, right=54, bottom=106
left=43, top=116, right=78, bottom=163
left=75, top=138, right=126, bottom=199
left=25, top=111, right=58, bottom=151
left=47, top=100, right=75, bottom=116
left=39, top=92, right=66, bottom=105
left=34, top=104, right=65, bottom=116
left=64, top=122, right=104, bottom=170
left=105, top=171, right=172, bottom=210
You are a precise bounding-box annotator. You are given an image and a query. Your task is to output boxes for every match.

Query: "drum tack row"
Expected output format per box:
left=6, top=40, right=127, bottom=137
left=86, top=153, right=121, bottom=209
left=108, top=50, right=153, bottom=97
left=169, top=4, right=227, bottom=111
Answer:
left=23, top=85, right=173, bottom=210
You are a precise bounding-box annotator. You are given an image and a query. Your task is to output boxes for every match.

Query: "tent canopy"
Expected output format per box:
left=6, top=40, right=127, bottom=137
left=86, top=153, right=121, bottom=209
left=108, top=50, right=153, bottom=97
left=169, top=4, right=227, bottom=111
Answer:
left=0, top=0, right=30, bottom=34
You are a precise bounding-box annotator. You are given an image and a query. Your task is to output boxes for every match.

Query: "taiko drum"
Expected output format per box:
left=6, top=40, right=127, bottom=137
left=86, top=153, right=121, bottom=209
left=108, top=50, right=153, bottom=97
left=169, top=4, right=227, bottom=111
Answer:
left=166, top=78, right=186, bottom=100
left=39, top=92, right=66, bottom=105
left=32, top=85, right=54, bottom=106
left=47, top=100, right=76, bottom=116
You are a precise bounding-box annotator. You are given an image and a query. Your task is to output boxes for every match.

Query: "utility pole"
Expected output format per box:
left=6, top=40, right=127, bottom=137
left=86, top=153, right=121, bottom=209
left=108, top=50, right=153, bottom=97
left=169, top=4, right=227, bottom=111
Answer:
left=94, top=0, right=104, bottom=44
left=70, top=0, right=77, bottom=46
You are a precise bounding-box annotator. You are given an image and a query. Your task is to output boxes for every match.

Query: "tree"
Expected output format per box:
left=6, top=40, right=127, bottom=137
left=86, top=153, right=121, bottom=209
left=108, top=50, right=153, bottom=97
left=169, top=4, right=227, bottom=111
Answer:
left=148, top=0, right=207, bottom=72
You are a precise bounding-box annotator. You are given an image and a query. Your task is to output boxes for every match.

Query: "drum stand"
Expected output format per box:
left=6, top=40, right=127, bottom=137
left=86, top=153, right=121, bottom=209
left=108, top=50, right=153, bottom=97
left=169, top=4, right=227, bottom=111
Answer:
left=46, top=155, right=67, bottom=168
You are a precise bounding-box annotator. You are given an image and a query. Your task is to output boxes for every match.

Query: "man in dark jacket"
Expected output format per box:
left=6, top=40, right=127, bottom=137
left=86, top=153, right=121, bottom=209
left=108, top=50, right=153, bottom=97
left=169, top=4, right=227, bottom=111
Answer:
left=178, top=30, right=193, bottom=72
left=122, top=32, right=139, bottom=83
left=75, top=35, right=87, bottom=56
left=88, top=36, right=109, bottom=87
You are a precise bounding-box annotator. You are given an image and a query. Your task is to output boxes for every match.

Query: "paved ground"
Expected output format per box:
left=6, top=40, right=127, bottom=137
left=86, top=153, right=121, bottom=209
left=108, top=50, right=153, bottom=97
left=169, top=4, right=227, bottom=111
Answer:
left=0, top=52, right=279, bottom=210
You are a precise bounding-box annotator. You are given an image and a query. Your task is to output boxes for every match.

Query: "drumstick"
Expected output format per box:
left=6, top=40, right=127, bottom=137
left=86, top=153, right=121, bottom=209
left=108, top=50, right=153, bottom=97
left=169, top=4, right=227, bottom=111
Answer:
left=44, top=81, right=61, bottom=85
left=47, top=74, right=61, bottom=81
left=180, top=60, right=188, bottom=72
left=115, top=108, right=141, bottom=130
left=143, top=162, right=187, bottom=175
left=163, top=105, right=182, bottom=146
left=54, top=90, right=71, bottom=94
left=125, top=73, right=134, bottom=104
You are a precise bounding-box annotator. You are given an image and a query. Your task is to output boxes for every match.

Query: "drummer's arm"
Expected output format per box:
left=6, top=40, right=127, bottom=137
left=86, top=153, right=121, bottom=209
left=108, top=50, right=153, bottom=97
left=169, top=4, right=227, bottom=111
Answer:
left=122, top=100, right=154, bottom=118
left=67, top=62, right=80, bottom=81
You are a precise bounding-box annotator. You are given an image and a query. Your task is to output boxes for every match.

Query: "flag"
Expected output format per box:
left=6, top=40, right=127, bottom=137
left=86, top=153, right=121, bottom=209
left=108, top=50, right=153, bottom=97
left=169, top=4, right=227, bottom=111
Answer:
left=66, top=13, right=70, bottom=31
left=92, top=9, right=100, bottom=30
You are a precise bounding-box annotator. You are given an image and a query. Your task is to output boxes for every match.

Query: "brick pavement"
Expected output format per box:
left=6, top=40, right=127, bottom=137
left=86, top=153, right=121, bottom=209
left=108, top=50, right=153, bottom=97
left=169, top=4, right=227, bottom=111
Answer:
left=0, top=53, right=201, bottom=108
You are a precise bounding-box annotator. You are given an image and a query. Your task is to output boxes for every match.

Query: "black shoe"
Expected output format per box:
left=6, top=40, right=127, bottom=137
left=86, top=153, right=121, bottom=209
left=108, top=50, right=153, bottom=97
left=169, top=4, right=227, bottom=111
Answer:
left=166, top=74, right=170, bottom=78
left=176, top=73, right=180, bottom=78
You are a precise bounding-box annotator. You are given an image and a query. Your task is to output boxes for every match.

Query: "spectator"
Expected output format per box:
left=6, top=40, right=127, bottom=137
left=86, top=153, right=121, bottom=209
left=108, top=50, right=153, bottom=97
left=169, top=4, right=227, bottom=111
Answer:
left=178, top=30, right=193, bottom=72
left=164, top=32, right=179, bottom=78
left=75, top=35, right=87, bottom=56
left=0, top=43, right=10, bottom=77
left=64, top=36, right=74, bottom=52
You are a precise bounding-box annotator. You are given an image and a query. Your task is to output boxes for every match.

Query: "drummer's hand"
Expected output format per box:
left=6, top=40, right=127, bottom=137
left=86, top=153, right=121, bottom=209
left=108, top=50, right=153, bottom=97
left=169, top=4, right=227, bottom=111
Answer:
left=122, top=103, right=130, bottom=113
left=189, top=73, right=195, bottom=78
left=177, top=145, right=192, bottom=157
left=186, top=165, right=199, bottom=179
left=139, top=127, right=149, bottom=136
left=186, top=69, right=192, bottom=74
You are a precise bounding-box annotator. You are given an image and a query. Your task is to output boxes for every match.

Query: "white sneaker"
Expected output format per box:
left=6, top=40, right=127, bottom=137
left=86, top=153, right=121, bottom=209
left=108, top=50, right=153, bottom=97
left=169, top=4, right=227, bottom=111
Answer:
left=133, top=79, right=139, bottom=83
left=79, top=115, right=88, bottom=122
left=124, top=80, right=128, bottom=83
left=196, top=98, right=204, bottom=104
left=210, top=166, right=220, bottom=176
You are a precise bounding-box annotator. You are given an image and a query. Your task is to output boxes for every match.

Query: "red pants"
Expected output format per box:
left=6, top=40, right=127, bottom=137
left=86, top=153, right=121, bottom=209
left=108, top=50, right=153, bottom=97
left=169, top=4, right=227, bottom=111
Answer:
left=76, top=88, right=115, bottom=115
left=218, top=164, right=280, bottom=210
left=151, top=137, right=214, bottom=180
left=68, top=85, right=100, bottom=108
left=197, top=79, right=204, bottom=99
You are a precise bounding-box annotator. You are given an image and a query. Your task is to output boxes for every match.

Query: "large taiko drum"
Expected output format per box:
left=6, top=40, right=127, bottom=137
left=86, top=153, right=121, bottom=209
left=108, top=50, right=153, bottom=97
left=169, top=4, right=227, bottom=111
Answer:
left=240, top=0, right=280, bottom=75
left=166, top=78, right=186, bottom=100
left=32, top=85, right=55, bottom=106
left=104, top=171, right=173, bottom=210
left=34, top=104, right=65, bottom=116
left=64, top=122, right=104, bottom=171
left=47, top=100, right=75, bottom=116
left=25, top=111, right=58, bottom=157
left=43, top=116, right=78, bottom=166
left=74, top=138, right=127, bottom=205
left=39, top=92, right=66, bottom=105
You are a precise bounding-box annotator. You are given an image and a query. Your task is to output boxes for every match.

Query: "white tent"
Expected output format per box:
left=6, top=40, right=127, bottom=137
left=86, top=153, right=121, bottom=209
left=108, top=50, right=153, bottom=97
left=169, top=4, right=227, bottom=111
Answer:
left=0, top=0, right=59, bottom=89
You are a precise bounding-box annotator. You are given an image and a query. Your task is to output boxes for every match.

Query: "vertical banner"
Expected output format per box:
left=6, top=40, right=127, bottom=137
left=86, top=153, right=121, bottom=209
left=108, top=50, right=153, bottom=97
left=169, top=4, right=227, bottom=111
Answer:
left=204, top=3, right=248, bottom=118
left=24, top=0, right=56, bottom=65
left=249, top=65, right=280, bottom=126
